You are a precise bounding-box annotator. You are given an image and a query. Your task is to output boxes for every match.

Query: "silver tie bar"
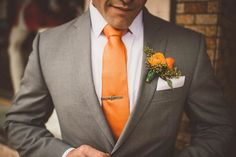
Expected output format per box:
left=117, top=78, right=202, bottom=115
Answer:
left=101, top=96, right=123, bottom=101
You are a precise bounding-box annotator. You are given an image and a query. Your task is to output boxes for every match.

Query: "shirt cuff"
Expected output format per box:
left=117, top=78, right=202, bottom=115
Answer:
left=62, top=148, right=75, bottom=157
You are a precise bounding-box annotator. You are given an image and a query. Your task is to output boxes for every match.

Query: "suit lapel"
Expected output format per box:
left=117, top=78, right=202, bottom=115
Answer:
left=71, top=11, right=115, bottom=147
left=112, top=9, right=169, bottom=153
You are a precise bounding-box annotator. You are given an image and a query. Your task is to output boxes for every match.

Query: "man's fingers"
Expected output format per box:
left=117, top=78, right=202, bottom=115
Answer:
left=79, top=145, right=110, bottom=157
left=67, top=145, right=110, bottom=157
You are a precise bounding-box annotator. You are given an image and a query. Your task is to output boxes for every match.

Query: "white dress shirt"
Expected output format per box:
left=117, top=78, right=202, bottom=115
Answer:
left=62, top=3, right=144, bottom=157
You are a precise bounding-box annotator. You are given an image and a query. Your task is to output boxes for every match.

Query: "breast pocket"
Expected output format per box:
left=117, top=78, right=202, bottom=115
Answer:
left=151, top=86, right=186, bottom=103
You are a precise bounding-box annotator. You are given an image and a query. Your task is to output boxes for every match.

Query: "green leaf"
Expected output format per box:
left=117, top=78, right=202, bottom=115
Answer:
left=166, top=79, right=173, bottom=89
left=145, top=70, right=156, bottom=83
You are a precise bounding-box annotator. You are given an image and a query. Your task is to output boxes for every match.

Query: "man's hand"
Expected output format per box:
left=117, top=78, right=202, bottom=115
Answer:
left=67, top=145, right=110, bottom=157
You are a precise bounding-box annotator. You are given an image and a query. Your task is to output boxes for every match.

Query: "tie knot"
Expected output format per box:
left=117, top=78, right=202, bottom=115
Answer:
left=103, top=25, right=127, bottom=38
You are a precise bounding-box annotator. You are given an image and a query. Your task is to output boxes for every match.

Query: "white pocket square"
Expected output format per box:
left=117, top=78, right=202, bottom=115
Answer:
left=156, top=76, right=185, bottom=91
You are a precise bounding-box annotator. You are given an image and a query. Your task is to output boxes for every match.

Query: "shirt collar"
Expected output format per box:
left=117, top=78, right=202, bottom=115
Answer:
left=89, top=2, right=143, bottom=37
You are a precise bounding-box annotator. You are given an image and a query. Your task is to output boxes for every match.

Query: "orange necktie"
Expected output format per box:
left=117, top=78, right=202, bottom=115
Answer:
left=102, top=25, right=130, bottom=140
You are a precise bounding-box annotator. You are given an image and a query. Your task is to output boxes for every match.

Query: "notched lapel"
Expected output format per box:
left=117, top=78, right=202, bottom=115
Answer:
left=112, top=10, right=169, bottom=154
left=72, top=11, right=115, bottom=147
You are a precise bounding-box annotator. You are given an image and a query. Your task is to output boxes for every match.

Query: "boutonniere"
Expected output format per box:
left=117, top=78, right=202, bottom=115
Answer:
left=144, top=47, right=181, bottom=88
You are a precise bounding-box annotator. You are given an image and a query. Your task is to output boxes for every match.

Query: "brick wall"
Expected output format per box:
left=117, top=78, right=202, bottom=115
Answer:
left=217, top=0, right=236, bottom=106
left=217, top=1, right=236, bottom=155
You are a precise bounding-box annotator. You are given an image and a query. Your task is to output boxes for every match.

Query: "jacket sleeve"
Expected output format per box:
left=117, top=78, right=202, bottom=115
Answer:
left=4, top=33, right=72, bottom=157
left=178, top=35, right=234, bottom=157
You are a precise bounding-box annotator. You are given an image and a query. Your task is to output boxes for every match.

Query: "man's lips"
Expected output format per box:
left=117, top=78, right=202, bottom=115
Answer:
left=110, top=4, right=133, bottom=11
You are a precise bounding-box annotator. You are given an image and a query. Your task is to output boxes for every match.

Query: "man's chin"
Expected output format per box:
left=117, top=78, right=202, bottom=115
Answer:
left=107, top=18, right=132, bottom=30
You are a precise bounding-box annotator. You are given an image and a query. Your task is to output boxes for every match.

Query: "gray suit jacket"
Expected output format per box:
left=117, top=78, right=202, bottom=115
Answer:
left=4, top=9, right=234, bottom=157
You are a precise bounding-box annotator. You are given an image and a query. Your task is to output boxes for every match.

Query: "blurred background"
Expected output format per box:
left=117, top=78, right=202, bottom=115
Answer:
left=0, top=0, right=235, bottom=156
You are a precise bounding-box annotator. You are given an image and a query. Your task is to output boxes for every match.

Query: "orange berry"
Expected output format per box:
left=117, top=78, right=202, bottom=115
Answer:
left=166, top=57, right=175, bottom=69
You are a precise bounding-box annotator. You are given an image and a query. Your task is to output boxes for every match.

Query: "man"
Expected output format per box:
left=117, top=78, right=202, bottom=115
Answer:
left=4, top=0, right=234, bottom=157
